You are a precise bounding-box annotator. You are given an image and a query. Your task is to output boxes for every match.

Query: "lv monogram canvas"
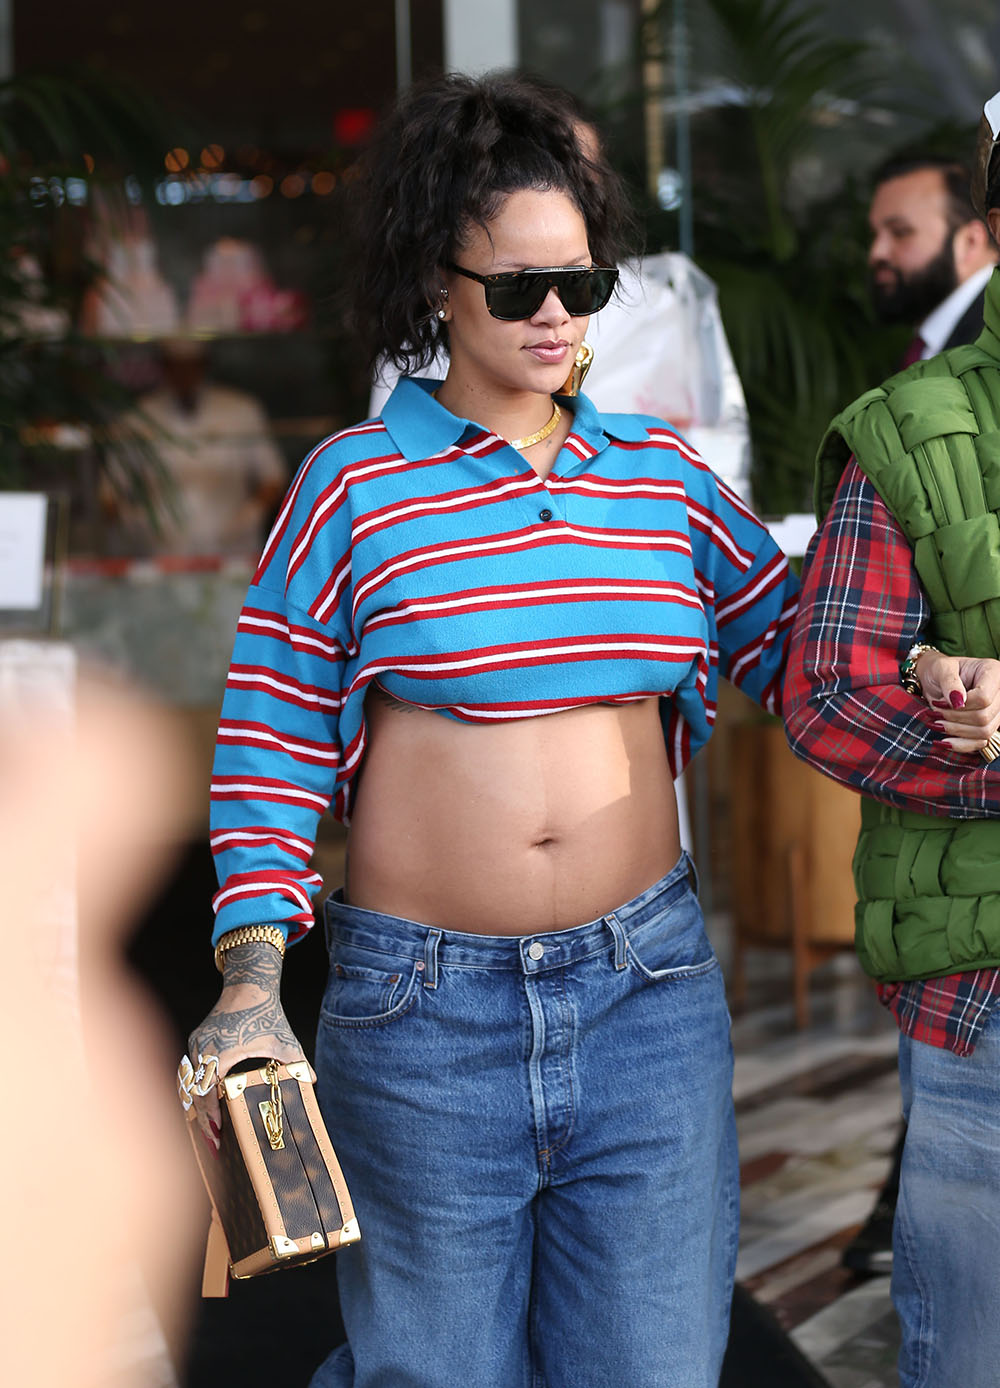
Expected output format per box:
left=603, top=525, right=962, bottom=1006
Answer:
left=186, top=1059, right=360, bottom=1296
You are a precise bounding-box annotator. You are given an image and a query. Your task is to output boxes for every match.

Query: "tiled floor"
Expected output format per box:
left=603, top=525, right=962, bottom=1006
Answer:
left=724, top=923, right=901, bottom=1388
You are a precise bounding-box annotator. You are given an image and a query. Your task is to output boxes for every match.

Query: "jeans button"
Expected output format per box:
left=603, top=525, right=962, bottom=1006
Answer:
left=538, top=508, right=553, bottom=523
left=527, top=941, right=545, bottom=961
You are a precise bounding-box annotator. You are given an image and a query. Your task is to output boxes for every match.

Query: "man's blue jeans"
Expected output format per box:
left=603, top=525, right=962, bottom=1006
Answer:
left=894, top=1006, right=1000, bottom=1387
left=309, top=854, right=739, bottom=1388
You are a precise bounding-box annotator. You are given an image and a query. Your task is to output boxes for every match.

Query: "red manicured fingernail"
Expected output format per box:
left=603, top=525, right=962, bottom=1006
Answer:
left=940, top=741, right=954, bottom=750
left=950, top=692, right=966, bottom=708
left=209, top=1119, right=220, bottom=1137
left=931, top=720, right=945, bottom=731
left=931, top=699, right=951, bottom=709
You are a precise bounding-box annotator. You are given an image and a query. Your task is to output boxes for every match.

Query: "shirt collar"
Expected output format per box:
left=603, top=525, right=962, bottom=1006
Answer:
left=380, top=376, right=461, bottom=459
left=379, top=375, right=649, bottom=461
left=919, top=263, right=994, bottom=354
left=555, top=387, right=650, bottom=447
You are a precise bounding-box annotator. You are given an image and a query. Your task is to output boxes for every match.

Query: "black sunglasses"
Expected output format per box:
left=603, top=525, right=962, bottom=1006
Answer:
left=444, top=262, right=619, bottom=321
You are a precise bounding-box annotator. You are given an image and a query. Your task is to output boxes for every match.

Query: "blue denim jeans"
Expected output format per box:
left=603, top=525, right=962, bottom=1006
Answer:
left=308, top=854, right=738, bottom=1388
left=894, top=1005, right=1000, bottom=1388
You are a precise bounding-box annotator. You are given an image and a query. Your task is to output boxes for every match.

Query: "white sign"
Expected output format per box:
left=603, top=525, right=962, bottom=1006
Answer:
left=443, top=0, right=517, bottom=73
left=0, top=493, right=48, bottom=609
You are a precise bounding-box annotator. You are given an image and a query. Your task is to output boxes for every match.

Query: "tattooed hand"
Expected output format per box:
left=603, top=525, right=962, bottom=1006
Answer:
left=187, top=940, right=308, bottom=1152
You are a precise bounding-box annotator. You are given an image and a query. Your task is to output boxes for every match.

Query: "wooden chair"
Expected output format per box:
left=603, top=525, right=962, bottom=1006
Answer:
left=727, top=720, right=861, bottom=1028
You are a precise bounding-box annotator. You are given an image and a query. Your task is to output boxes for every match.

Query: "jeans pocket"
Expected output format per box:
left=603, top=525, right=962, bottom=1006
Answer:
left=320, top=943, right=421, bottom=1028
left=624, top=890, right=718, bottom=983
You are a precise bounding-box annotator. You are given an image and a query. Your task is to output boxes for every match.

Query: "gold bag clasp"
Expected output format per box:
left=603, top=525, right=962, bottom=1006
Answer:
left=258, top=1060, right=285, bottom=1150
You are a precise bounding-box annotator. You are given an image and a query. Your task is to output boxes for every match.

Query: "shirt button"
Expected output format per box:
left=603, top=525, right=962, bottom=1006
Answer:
left=527, top=941, right=545, bottom=961
left=538, top=508, right=553, bottom=522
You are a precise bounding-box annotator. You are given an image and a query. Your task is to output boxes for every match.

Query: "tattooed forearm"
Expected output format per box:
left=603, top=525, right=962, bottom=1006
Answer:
left=197, top=989, right=299, bottom=1053
left=188, top=939, right=302, bottom=1060
left=220, top=939, right=284, bottom=988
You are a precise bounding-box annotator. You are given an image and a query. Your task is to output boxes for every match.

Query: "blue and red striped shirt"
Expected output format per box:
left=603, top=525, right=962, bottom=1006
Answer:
left=209, top=378, right=797, bottom=943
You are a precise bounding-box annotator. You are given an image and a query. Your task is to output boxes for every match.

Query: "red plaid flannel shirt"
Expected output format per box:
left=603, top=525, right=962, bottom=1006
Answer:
left=784, top=460, right=1000, bottom=1056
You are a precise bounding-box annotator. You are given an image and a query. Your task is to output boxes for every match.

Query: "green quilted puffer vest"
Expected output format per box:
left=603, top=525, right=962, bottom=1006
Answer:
left=813, top=274, right=1000, bottom=981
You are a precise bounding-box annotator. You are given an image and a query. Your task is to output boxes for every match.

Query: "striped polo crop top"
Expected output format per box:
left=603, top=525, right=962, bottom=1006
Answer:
left=210, top=377, right=798, bottom=941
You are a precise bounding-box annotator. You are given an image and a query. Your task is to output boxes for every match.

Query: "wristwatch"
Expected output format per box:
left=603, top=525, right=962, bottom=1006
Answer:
left=214, top=924, right=287, bottom=973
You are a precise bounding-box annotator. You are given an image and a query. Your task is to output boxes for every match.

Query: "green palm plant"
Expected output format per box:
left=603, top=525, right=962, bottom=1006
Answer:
left=639, top=0, right=914, bottom=514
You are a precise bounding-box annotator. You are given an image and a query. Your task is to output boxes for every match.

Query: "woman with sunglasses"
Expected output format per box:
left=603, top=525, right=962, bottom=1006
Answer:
left=186, top=72, right=798, bottom=1388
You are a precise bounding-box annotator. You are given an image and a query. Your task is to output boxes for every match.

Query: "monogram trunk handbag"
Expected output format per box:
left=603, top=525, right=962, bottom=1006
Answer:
left=186, top=1059, right=360, bottom=1296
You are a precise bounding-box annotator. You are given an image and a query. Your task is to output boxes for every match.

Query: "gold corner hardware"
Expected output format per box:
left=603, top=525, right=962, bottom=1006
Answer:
left=223, top=1073, right=247, bottom=1099
left=310, top=1232, right=326, bottom=1251
left=286, top=1061, right=311, bottom=1082
left=270, top=1234, right=298, bottom=1259
left=339, top=1218, right=361, bottom=1245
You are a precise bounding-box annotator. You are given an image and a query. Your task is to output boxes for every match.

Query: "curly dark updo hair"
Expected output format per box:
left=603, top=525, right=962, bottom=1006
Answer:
left=352, top=71, right=636, bottom=375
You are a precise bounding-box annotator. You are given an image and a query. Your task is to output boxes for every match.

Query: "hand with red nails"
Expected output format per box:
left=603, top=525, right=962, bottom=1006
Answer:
left=913, top=650, right=1000, bottom=755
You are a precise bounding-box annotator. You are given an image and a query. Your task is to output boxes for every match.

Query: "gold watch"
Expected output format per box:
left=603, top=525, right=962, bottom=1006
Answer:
left=214, top=924, right=287, bottom=973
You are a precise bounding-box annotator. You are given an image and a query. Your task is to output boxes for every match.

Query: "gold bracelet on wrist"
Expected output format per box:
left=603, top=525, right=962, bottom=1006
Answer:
left=214, top=924, right=287, bottom=974
left=900, top=641, right=939, bottom=697
left=981, top=732, right=1000, bottom=763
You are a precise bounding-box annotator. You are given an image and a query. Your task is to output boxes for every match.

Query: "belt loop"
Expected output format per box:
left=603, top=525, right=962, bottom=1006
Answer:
left=605, top=914, right=628, bottom=971
left=423, top=928, right=442, bottom=988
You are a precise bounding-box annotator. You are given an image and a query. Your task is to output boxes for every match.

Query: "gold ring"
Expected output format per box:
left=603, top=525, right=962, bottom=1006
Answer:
left=193, top=1053, right=219, bottom=1095
left=177, top=1054, right=195, bottom=1110
left=981, top=732, right=1000, bottom=763
left=177, top=1052, right=220, bottom=1110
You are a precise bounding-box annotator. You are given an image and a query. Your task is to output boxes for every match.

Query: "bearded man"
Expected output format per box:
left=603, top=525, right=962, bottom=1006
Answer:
left=868, top=155, right=998, bottom=364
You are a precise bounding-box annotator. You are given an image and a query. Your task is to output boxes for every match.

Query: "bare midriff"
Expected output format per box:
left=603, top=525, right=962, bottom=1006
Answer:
left=344, top=687, right=682, bottom=935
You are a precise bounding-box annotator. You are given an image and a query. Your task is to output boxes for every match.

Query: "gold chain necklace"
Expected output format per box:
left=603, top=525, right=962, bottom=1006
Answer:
left=508, top=400, right=561, bottom=451
left=432, top=392, right=561, bottom=451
